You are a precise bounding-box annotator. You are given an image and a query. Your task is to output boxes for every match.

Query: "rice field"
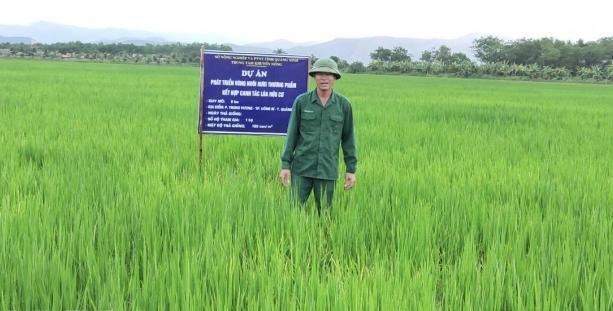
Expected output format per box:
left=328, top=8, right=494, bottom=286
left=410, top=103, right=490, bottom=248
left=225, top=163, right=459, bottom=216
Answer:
left=0, top=58, right=612, bottom=310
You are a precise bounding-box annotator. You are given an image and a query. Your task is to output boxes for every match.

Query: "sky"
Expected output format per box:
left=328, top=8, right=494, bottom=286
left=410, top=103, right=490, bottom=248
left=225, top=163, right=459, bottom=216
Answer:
left=2, top=0, right=612, bottom=43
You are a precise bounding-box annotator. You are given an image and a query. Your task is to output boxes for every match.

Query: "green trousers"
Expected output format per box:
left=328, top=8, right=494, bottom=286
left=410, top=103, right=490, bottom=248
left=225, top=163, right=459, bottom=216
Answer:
left=290, top=175, right=336, bottom=213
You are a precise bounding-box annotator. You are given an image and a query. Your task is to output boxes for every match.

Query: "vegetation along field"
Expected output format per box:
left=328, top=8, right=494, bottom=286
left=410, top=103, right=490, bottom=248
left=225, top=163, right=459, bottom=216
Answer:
left=0, top=59, right=612, bottom=309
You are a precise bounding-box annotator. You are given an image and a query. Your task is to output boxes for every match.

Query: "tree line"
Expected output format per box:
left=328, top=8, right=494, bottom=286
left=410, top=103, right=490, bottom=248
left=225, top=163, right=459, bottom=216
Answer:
left=0, top=42, right=232, bottom=64
left=1, top=36, right=612, bottom=81
left=335, top=36, right=613, bottom=82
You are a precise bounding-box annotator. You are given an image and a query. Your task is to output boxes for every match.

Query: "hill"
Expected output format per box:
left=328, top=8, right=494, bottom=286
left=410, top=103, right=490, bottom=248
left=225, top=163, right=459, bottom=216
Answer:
left=1, top=21, right=481, bottom=61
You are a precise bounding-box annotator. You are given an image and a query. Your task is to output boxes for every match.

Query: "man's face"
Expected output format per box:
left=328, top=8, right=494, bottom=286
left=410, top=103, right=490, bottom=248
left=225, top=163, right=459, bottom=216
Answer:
left=314, top=72, right=336, bottom=91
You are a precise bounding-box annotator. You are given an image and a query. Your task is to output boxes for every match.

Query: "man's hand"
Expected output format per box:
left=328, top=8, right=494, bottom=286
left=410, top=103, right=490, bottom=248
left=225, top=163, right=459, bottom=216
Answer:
left=344, top=172, right=356, bottom=190
left=279, top=169, right=291, bottom=187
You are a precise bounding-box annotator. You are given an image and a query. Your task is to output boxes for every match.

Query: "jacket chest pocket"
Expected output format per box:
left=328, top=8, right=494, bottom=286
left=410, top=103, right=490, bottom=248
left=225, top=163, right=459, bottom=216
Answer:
left=300, top=112, right=319, bottom=132
left=329, top=114, right=344, bottom=134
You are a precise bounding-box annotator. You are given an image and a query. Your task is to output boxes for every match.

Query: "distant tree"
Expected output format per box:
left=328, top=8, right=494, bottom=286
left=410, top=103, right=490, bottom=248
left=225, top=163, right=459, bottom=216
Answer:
left=370, top=46, right=392, bottom=62
left=472, top=36, right=506, bottom=63
left=390, top=46, right=411, bottom=62
left=433, top=45, right=452, bottom=64
left=330, top=55, right=349, bottom=70
left=347, top=61, right=366, bottom=73
left=578, top=38, right=613, bottom=67
left=451, top=52, right=470, bottom=63
left=599, top=37, right=613, bottom=64
left=309, top=54, right=318, bottom=66
left=420, top=49, right=434, bottom=62
left=540, top=38, right=561, bottom=66
left=273, top=48, right=286, bottom=54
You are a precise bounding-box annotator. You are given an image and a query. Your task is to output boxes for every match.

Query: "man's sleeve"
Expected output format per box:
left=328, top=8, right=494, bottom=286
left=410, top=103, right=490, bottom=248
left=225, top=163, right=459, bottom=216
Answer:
left=281, top=98, right=301, bottom=169
left=341, top=102, right=357, bottom=174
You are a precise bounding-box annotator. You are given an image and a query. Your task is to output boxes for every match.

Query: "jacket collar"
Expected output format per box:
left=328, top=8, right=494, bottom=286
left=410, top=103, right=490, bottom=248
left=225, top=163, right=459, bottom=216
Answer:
left=309, top=89, right=337, bottom=107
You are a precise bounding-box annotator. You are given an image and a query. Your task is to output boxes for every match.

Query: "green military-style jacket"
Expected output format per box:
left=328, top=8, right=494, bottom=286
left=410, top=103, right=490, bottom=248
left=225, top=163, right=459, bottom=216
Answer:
left=281, top=89, right=357, bottom=180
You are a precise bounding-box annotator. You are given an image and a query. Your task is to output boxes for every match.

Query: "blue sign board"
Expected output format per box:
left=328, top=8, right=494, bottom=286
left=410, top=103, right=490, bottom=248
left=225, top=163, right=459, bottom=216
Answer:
left=199, top=51, right=309, bottom=135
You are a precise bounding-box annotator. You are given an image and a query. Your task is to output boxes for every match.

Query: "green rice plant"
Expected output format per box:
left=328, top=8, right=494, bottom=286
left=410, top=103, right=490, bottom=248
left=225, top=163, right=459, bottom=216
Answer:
left=0, top=59, right=612, bottom=310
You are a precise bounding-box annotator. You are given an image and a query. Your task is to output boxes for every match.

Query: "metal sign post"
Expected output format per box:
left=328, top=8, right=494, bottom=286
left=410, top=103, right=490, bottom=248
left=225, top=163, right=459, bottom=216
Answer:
left=198, top=47, right=205, bottom=167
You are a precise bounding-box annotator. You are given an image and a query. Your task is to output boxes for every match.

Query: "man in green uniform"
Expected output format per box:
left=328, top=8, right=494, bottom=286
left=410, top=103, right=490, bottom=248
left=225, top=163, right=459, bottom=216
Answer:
left=279, top=58, right=357, bottom=213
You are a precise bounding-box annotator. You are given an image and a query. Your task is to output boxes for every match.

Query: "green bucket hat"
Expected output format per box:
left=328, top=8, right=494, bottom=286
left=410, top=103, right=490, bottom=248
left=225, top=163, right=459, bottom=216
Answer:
left=309, top=58, right=341, bottom=80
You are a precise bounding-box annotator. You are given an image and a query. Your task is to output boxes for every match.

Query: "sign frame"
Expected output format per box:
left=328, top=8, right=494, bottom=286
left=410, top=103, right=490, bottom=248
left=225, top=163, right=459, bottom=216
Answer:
left=198, top=50, right=310, bottom=136
left=197, top=49, right=310, bottom=165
